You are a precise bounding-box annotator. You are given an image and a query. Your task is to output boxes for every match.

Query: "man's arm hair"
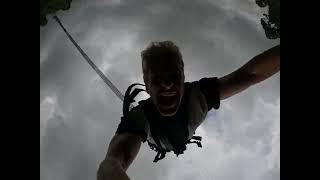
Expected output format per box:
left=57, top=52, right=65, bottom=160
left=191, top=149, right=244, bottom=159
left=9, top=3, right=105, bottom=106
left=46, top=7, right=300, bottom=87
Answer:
left=97, top=133, right=142, bottom=180
left=219, top=45, right=280, bottom=100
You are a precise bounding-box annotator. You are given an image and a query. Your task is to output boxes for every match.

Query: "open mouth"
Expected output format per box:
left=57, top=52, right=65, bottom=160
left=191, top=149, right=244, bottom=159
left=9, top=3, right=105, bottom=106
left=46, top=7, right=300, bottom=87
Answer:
left=157, top=91, right=179, bottom=108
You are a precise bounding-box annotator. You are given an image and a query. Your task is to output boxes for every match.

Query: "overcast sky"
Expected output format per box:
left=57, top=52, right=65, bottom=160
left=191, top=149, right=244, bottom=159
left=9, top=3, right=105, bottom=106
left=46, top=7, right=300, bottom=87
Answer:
left=40, top=0, right=280, bottom=180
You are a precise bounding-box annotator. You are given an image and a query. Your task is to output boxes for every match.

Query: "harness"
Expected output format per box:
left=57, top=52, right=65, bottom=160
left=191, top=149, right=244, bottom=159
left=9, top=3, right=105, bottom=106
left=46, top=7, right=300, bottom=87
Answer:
left=122, top=83, right=203, bottom=163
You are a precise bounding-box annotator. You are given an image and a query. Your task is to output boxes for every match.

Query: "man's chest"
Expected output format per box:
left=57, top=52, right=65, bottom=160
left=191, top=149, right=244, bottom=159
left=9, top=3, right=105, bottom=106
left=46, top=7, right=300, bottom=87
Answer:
left=143, top=84, right=209, bottom=150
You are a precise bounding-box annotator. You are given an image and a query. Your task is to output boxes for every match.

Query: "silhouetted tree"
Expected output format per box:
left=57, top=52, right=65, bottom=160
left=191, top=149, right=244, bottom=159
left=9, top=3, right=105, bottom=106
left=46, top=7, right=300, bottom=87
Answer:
left=40, top=0, right=72, bottom=26
left=256, top=0, right=280, bottom=39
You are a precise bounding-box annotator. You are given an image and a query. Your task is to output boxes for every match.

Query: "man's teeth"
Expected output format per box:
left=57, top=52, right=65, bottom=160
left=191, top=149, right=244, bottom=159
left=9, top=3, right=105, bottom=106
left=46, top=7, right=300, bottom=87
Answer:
left=159, top=92, right=176, bottom=96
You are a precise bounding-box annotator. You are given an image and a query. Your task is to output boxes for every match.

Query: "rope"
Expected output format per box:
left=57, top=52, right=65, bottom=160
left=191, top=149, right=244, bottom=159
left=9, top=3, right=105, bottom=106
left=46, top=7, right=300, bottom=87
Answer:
left=53, top=15, right=124, bottom=102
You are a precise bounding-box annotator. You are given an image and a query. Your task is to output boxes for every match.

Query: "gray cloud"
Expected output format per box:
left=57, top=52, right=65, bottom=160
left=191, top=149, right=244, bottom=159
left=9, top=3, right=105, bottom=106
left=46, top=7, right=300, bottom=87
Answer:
left=40, top=0, right=280, bottom=180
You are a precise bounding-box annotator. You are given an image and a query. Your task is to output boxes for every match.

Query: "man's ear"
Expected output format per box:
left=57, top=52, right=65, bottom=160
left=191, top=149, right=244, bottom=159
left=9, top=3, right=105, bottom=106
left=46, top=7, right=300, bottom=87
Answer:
left=181, top=71, right=185, bottom=82
left=143, top=75, right=150, bottom=94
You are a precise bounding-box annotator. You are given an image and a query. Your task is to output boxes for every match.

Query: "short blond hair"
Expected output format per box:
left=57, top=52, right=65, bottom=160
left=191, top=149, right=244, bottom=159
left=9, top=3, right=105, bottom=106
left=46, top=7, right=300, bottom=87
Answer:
left=141, top=41, right=184, bottom=75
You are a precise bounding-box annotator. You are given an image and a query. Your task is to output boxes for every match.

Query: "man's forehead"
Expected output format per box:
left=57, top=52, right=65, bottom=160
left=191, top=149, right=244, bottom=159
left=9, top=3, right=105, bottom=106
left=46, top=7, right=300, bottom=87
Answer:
left=149, top=57, right=180, bottom=65
left=148, top=63, right=182, bottom=74
left=148, top=58, right=182, bottom=69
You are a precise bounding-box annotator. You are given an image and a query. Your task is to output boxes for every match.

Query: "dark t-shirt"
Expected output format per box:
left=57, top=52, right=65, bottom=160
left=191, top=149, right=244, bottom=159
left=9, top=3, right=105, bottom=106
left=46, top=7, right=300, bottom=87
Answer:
left=116, top=77, right=220, bottom=143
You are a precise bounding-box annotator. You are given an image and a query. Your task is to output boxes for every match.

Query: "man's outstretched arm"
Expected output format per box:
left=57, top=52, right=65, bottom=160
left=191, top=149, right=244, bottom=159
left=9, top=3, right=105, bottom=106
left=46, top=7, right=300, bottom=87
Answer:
left=97, top=133, right=142, bottom=180
left=219, top=45, right=280, bottom=100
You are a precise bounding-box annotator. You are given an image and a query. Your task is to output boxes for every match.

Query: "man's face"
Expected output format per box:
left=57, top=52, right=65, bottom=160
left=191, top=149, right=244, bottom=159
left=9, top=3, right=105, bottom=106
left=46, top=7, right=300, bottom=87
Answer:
left=144, top=59, right=185, bottom=117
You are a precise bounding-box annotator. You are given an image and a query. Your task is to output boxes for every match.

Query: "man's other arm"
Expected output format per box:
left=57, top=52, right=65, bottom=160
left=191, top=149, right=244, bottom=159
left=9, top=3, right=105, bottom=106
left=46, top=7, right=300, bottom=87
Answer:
left=97, top=133, right=142, bottom=180
left=219, top=45, right=280, bottom=100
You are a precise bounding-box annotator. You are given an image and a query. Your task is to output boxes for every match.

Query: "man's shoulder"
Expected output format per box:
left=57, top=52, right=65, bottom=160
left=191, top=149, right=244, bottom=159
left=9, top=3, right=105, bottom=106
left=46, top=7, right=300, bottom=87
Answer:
left=115, top=102, right=149, bottom=142
left=185, top=77, right=219, bottom=87
left=128, top=104, right=147, bottom=121
left=184, top=77, right=220, bottom=110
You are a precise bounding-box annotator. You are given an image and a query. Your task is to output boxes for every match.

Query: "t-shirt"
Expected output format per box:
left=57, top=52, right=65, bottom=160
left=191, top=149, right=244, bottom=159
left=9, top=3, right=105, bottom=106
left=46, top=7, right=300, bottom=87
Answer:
left=115, top=77, right=220, bottom=149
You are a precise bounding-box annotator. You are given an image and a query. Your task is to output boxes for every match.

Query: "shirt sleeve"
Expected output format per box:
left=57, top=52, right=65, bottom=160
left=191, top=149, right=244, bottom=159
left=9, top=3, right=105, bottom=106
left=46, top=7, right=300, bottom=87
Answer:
left=196, top=77, right=220, bottom=111
left=115, top=106, right=148, bottom=142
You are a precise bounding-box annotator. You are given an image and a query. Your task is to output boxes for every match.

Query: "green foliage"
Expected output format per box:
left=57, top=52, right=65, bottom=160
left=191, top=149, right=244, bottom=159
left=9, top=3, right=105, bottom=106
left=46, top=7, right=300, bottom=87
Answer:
left=40, top=0, right=72, bottom=26
left=256, top=0, right=280, bottom=39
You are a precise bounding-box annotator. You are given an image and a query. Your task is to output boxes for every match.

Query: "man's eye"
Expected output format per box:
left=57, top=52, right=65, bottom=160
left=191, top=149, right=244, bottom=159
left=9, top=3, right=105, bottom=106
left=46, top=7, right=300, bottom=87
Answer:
left=169, top=73, right=181, bottom=81
left=170, top=74, right=178, bottom=79
left=151, top=76, right=161, bottom=84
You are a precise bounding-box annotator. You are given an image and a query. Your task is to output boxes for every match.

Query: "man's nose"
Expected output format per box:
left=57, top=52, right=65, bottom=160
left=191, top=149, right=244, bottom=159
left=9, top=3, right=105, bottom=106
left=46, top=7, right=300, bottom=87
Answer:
left=160, top=79, right=174, bottom=89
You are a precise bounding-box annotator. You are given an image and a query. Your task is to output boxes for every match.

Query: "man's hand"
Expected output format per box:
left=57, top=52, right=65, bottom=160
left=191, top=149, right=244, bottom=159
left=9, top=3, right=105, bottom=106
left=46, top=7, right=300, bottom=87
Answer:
left=219, top=45, right=280, bottom=100
left=97, top=133, right=142, bottom=180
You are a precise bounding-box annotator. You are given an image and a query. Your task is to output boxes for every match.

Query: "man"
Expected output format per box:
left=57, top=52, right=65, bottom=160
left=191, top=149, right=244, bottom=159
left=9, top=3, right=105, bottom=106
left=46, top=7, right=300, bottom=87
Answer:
left=97, top=41, right=280, bottom=180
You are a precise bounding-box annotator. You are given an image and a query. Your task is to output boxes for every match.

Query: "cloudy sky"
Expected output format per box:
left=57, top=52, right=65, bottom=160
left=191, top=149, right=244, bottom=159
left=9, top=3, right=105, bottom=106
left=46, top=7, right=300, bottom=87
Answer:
left=40, top=0, right=280, bottom=180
